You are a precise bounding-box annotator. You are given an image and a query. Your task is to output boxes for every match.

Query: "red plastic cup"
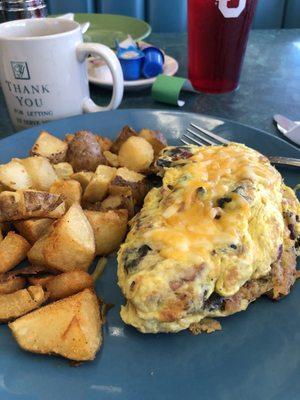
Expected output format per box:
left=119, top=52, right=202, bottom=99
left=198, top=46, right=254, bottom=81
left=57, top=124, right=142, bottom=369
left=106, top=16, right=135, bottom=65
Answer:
left=188, top=0, right=258, bottom=94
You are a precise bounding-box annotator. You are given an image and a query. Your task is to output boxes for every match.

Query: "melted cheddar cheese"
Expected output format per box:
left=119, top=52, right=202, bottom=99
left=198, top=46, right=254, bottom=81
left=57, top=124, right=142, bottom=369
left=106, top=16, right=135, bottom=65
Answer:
left=118, top=144, right=300, bottom=333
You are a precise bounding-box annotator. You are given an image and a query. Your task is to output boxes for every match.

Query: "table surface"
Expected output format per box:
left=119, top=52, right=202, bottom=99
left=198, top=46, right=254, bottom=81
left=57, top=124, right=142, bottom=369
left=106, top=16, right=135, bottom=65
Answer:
left=1, top=29, right=300, bottom=140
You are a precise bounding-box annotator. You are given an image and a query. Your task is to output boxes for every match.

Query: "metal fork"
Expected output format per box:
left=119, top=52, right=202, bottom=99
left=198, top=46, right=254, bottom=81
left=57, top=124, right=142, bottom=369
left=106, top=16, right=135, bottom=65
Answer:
left=181, top=123, right=300, bottom=168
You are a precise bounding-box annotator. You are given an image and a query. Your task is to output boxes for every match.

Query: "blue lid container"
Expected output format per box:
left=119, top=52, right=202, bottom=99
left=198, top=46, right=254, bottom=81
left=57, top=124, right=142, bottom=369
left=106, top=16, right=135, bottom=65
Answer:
left=141, top=46, right=165, bottom=78
left=117, top=48, right=144, bottom=81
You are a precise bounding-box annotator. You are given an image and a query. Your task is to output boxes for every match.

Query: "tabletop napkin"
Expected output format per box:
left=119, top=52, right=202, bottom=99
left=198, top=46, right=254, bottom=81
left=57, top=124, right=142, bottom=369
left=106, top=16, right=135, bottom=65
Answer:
left=151, top=75, right=196, bottom=106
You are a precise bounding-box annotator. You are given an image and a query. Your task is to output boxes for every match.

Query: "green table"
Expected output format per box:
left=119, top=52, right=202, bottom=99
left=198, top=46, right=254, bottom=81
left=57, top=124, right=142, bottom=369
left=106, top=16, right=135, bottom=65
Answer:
left=1, top=30, right=300, bottom=140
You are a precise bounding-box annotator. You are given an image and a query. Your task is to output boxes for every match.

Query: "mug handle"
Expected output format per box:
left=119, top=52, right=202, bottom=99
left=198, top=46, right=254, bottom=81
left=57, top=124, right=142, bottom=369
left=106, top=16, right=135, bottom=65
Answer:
left=76, top=42, right=124, bottom=113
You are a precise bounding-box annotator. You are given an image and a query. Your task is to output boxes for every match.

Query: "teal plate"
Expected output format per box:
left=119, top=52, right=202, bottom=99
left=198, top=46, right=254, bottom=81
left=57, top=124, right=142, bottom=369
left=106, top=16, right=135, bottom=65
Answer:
left=75, top=13, right=151, bottom=48
left=0, top=110, right=299, bottom=400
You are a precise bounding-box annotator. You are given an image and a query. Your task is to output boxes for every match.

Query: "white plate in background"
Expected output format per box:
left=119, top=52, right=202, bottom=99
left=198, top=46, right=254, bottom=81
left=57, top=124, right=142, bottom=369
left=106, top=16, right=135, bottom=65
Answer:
left=88, top=54, right=179, bottom=91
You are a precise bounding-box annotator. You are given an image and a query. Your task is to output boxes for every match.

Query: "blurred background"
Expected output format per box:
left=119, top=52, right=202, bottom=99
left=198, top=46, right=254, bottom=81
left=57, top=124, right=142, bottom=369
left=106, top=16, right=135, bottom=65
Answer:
left=47, top=0, right=300, bottom=32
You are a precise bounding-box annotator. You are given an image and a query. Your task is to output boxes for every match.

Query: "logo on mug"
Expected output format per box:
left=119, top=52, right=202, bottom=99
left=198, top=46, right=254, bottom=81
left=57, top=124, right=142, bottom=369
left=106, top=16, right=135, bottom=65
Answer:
left=11, top=61, right=30, bottom=80
left=216, top=0, right=246, bottom=18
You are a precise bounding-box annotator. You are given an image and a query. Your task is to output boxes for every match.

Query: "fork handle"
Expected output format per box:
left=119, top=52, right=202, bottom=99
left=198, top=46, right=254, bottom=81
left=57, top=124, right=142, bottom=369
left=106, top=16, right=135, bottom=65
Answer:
left=268, top=156, right=300, bottom=168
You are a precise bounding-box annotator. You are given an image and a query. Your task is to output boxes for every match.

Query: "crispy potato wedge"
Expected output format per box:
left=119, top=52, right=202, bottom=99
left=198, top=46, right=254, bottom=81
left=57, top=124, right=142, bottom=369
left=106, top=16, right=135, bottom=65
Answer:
left=0, top=190, right=65, bottom=222
left=83, top=165, right=117, bottom=203
left=118, top=136, right=154, bottom=173
left=21, top=156, right=58, bottom=191
left=109, top=167, right=149, bottom=205
left=96, top=135, right=112, bottom=152
left=43, top=204, right=95, bottom=272
left=29, top=204, right=95, bottom=272
left=0, top=274, right=26, bottom=294
left=50, top=179, right=82, bottom=209
left=0, top=285, right=46, bottom=323
left=9, top=289, right=102, bottom=361
left=14, top=218, right=53, bottom=244
left=67, top=131, right=106, bottom=172
left=0, top=232, right=31, bottom=273
left=53, top=162, right=74, bottom=180
left=27, top=274, right=54, bottom=288
left=30, top=131, right=68, bottom=164
left=27, top=232, right=51, bottom=268
left=100, top=194, right=135, bottom=218
left=110, top=125, right=137, bottom=154
left=0, top=159, right=33, bottom=191
left=71, top=171, right=94, bottom=191
left=139, top=129, right=167, bottom=158
left=46, top=271, right=93, bottom=301
left=84, top=209, right=128, bottom=255
left=103, top=150, right=119, bottom=167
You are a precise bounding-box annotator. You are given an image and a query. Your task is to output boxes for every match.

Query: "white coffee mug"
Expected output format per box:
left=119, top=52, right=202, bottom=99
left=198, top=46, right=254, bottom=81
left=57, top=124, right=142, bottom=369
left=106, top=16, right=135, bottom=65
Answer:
left=0, top=18, right=124, bottom=130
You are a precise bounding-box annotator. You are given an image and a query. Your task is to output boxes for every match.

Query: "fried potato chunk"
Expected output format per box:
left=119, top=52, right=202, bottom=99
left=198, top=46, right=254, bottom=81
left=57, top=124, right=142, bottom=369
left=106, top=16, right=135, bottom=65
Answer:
left=27, top=232, right=50, bottom=268
left=14, top=218, right=53, bottom=244
left=53, top=162, right=74, bottom=180
left=110, top=125, right=137, bottom=154
left=0, top=274, right=26, bottom=294
left=100, top=194, right=135, bottom=218
left=0, top=159, right=33, bottom=190
left=71, top=171, right=94, bottom=191
left=21, top=156, right=58, bottom=191
left=0, top=232, right=31, bottom=273
left=109, top=167, right=149, bottom=205
left=0, top=190, right=65, bottom=222
left=103, top=150, right=119, bottom=167
left=66, top=131, right=105, bottom=172
left=28, top=204, right=95, bottom=272
left=84, top=209, right=128, bottom=255
left=83, top=165, right=117, bottom=203
left=46, top=271, right=93, bottom=301
left=118, top=136, right=154, bottom=173
left=9, top=289, right=102, bottom=361
left=50, top=179, right=82, bottom=209
left=139, top=129, right=167, bottom=158
left=30, top=131, right=68, bottom=164
left=0, top=285, right=46, bottom=323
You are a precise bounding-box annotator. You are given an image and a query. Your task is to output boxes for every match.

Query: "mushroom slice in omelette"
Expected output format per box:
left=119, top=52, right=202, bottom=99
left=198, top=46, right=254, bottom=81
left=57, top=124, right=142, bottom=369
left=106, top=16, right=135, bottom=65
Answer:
left=118, top=144, right=300, bottom=333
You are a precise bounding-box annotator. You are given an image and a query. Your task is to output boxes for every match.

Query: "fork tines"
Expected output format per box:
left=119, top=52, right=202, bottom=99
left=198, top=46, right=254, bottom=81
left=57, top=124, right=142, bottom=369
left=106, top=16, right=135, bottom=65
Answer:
left=181, top=123, right=230, bottom=147
left=180, top=123, right=300, bottom=168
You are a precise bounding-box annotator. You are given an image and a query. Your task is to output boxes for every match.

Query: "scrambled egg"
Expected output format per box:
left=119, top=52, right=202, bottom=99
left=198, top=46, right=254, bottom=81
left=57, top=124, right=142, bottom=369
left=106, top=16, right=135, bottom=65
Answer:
left=118, top=144, right=300, bottom=333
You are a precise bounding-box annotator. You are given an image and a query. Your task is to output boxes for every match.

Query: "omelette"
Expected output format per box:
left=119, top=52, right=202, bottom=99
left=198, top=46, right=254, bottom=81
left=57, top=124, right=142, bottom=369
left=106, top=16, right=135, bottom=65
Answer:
left=118, top=143, right=300, bottom=333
